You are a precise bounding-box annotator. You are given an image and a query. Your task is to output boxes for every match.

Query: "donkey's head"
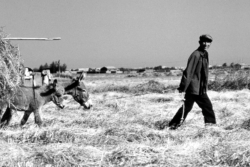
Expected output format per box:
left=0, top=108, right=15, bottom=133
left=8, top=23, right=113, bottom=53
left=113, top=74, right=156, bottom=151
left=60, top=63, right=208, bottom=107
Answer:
left=64, top=73, right=92, bottom=109
left=40, top=79, right=65, bottom=108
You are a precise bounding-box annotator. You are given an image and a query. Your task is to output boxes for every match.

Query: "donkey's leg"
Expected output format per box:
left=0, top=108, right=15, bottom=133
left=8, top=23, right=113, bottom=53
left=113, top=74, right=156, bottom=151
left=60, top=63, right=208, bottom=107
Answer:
left=20, top=111, right=32, bottom=126
left=0, top=103, right=7, bottom=120
left=0, top=107, right=13, bottom=127
left=33, top=108, right=42, bottom=127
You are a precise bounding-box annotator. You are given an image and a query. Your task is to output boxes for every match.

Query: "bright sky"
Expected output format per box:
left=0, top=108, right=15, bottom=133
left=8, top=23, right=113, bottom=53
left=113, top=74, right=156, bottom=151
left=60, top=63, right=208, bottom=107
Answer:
left=1, top=0, right=250, bottom=69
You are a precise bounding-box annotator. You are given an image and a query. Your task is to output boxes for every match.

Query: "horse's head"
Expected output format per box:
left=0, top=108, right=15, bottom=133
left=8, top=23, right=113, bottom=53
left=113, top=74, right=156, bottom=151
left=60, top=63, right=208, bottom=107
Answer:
left=64, top=74, right=92, bottom=109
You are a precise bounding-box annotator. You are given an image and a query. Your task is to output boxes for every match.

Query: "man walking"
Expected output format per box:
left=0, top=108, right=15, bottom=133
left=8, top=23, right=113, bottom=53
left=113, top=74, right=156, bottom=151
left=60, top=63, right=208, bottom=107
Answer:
left=169, top=34, right=216, bottom=130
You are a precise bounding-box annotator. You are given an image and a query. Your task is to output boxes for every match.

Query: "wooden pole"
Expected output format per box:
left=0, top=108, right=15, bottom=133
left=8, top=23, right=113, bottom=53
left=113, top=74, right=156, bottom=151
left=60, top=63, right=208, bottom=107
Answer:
left=58, top=60, right=60, bottom=78
left=2, top=37, right=61, bottom=41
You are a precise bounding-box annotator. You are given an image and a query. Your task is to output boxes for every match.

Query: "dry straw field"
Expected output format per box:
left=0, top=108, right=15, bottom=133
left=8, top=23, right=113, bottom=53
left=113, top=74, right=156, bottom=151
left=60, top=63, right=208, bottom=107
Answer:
left=1, top=72, right=250, bottom=167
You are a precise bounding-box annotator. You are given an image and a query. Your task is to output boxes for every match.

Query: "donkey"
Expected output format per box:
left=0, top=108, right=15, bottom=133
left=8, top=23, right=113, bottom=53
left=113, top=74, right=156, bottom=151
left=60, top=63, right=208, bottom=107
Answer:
left=0, top=75, right=92, bottom=127
left=42, top=71, right=92, bottom=110
left=0, top=80, right=63, bottom=127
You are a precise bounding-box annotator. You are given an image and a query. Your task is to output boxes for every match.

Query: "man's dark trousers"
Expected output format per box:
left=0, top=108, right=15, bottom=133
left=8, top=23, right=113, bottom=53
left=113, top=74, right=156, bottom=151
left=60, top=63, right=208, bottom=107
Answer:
left=169, top=93, right=216, bottom=126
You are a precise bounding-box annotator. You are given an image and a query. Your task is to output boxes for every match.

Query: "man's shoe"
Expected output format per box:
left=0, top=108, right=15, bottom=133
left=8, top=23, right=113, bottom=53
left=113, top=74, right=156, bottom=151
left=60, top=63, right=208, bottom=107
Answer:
left=205, top=123, right=219, bottom=129
left=205, top=123, right=216, bottom=127
left=58, top=104, right=65, bottom=109
left=169, top=123, right=180, bottom=130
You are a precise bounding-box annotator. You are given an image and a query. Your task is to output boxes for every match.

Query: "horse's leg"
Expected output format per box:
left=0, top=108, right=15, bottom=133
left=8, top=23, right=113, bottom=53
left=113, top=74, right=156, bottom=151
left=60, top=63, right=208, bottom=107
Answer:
left=33, top=108, right=42, bottom=127
left=0, top=107, right=13, bottom=127
left=20, top=111, right=32, bottom=126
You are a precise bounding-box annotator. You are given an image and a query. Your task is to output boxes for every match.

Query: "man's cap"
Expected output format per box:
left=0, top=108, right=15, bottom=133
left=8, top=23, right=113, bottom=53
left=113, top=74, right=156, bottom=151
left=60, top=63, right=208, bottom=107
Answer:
left=200, top=34, right=213, bottom=42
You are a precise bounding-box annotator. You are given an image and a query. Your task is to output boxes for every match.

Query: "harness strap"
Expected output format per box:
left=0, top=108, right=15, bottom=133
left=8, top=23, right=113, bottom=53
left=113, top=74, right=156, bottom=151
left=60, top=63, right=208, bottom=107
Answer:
left=32, top=74, right=38, bottom=108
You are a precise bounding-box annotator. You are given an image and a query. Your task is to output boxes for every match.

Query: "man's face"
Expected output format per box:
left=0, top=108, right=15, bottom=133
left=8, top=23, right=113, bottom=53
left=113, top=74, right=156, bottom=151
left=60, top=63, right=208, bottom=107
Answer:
left=200, top=41, right=211, bottom=50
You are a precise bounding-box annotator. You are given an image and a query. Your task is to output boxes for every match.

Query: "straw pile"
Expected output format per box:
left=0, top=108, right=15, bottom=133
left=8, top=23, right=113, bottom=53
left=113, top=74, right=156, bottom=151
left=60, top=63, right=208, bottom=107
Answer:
left=0, top=28, right=24, bottom=100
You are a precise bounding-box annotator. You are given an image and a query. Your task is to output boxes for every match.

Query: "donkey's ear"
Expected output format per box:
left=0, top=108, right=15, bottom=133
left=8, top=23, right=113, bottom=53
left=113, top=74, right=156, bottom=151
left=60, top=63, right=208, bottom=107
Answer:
left=53, top=79, right=58, bottom=84
left=78, top=73, right=86, bottom=81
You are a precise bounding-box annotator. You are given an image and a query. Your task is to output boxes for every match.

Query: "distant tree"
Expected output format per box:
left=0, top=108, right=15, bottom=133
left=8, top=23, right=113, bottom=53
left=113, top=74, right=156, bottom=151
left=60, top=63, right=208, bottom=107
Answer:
left=154, top=66, right=162, bottom=70
left=222, top=63, right=227, bottom=67
left=35, top=61, right=67, bottom=73
left=165, top=67, right=171, bottom=72
left=234, top=63, right=241, bottom=69
left=38, top=65, right=44, bottom=72
left=61, top=63, right=67, bottom=72
left=57, top=60, right=60, bottom=73
left=33, top=68, right=39, bottom=72
left=230, top=62, right=235, bottom=68
left=170, top=67, right=176, bottom=70
left=50, top=61, right=57, bottom=73
left=44, top=63, right=49, bottom=69
left=138, top=69, right=145, bottom=73
left=119, top=67, right=125, bottom=72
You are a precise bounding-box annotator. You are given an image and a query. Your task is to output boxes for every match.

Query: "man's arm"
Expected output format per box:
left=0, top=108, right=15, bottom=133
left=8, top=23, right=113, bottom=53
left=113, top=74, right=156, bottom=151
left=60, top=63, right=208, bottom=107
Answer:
left=178, top=53, right=199, bottom=93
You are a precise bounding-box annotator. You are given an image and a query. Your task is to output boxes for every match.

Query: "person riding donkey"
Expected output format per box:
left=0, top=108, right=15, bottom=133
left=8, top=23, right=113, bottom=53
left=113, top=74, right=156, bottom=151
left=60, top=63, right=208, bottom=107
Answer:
left=168, top=34, right=216, bottom=130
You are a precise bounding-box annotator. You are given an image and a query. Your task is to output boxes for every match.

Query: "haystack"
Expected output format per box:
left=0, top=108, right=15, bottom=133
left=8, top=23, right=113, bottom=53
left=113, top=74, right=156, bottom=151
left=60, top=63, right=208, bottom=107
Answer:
left=0, top=28, right=24, bottom=101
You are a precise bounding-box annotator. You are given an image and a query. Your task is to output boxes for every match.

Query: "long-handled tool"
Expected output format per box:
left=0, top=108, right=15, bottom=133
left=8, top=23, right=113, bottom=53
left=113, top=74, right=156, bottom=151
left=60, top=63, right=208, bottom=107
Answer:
left=180, top=93, right=186, bottom=125
left=168, top=93, right=186, bottom=130
left=2, top=37, right=61, bottom=41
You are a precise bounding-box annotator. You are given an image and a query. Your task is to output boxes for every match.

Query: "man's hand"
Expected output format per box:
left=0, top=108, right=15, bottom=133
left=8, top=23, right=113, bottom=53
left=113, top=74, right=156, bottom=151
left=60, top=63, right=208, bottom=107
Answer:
left=177, top=87, right=183, bottom=93
left=180, top=92, right=185, bottom=102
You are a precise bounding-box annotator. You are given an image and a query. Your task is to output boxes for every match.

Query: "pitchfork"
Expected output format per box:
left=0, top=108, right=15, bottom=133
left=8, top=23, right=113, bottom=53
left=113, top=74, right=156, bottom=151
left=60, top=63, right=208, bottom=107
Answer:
left=180, top=92, right=186, bottom=125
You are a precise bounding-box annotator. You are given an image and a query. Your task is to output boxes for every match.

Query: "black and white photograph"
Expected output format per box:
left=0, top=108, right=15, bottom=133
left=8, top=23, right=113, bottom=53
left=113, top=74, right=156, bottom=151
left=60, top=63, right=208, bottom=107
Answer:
left=0, top=0, right=250, bottom=166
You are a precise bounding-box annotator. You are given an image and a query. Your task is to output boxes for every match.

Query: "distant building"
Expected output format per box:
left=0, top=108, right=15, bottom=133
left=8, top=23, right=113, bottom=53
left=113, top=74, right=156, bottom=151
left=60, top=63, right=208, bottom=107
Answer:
left=130, top=67, right=146, bottom=73
left=211, top=65, right=223, bottom=69
left=209, top=65, right=213, bottom=69
left=70, top=69, right=78, bottom=72
left=240, top=63, right=250, bottom=69
left=154, top=65, right=167, bottom=71
left=86, top=67, right=102, bottom=73
left=175, top=66, right=185, bottom=70
left=77, top=68, right=90, bottom=72
left=95, top=67, right=101, bottom=73
left=116, top=71, right=123, bottom=74
left=100, top=66, right=117, bottom=73
left=63, top=70, right=71, bottom=75
left=87, top=68, right=96, bottom=73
